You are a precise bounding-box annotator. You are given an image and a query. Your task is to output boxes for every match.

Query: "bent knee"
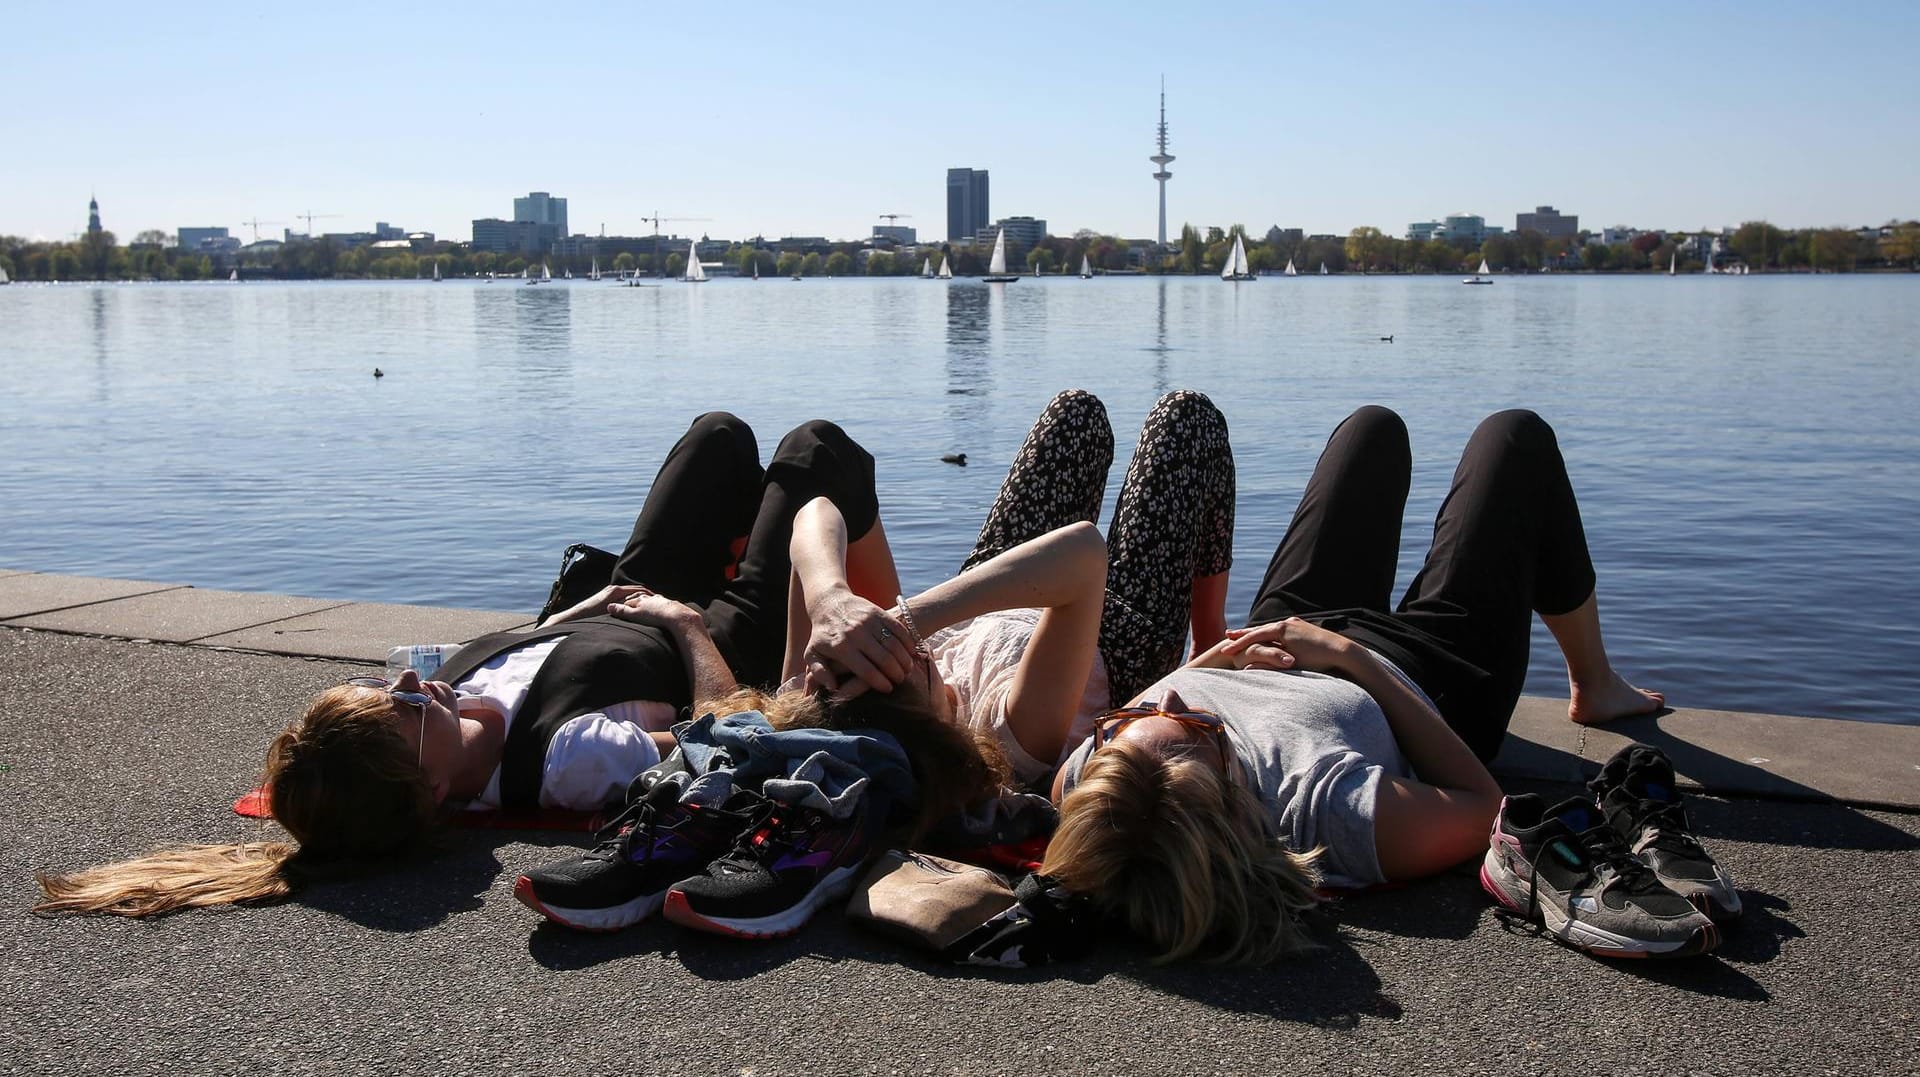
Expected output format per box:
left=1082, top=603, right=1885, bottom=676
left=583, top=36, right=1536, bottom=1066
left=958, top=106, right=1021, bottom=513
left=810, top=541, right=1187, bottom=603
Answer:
left=1475, top=408, right=1555, bottom=450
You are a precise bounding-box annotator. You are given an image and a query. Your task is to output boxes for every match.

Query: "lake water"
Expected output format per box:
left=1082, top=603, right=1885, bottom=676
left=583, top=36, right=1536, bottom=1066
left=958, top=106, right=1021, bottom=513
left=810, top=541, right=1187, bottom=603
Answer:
left=2, top=275, right=1916, bottom=725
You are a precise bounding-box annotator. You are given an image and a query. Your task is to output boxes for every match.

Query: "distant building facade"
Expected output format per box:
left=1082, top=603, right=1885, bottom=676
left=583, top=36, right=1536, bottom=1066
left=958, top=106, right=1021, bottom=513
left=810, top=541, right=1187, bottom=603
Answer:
left=471, top=191, right=568, bottom=255
left=873, top=224, right=917, bottom=245
left=1408, top=214, right=1505, bottom=245
left=178, top=226, right=237, bottom=252
left=1516, top=205, right=1578, bottom=238
left=513, top=192, right=568, bottom=236
left=947, top=168, right=990, bottom=244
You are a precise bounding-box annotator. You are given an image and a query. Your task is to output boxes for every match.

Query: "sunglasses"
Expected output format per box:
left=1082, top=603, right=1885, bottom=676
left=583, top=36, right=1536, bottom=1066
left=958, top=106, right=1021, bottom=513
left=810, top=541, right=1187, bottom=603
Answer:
left=1092, top=705, right=1232, bottom=771
left=345, top=676, right=433, bottom=767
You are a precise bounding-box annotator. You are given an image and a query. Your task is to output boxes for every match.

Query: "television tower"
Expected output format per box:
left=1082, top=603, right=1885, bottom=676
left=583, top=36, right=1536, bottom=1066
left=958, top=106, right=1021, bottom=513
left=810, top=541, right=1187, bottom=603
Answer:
left=1150, top=78, right=1174, bottom=248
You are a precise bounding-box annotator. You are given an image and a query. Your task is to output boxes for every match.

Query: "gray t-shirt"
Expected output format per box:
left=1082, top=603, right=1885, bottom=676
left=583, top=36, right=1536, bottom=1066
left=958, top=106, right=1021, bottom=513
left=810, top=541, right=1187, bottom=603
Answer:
left=1058, top=660, right=1424, bottom=888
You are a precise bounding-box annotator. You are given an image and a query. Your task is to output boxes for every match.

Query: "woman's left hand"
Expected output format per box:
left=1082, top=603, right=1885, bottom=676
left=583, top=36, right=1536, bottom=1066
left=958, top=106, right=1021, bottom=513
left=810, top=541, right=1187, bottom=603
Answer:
left=1218, top=617, right=1357, bottom=674
left=803, top=586, right=915, bottom=694
left=605, top=586, right=702, bottom=631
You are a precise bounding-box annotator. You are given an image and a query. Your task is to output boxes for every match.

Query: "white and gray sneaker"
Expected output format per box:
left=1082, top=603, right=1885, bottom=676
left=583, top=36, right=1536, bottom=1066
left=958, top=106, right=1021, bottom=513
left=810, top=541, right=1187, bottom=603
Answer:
left=1589, top=744, right=1743, bottom=924
left=1482, top=794, right=1719, bottom=958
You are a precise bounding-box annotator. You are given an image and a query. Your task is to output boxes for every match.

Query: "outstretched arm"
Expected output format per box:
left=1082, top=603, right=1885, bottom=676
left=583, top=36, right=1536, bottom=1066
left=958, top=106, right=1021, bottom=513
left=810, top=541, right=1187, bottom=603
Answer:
left=790, top=496, right=916, bottom=691
left=902, top=522, right=1107, bottom=765
left=606, top=592, right=739, bottom=708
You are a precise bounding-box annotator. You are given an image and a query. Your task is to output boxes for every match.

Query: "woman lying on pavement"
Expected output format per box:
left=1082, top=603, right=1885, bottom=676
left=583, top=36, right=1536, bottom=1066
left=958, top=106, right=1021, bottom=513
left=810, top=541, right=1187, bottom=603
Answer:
left=512, top=388, right=1240, bottom=935
left=1039, top=407, right=1691, bottom=964
left=35, top=412, right=947, bottom=918
left=789, top=388, right=1239, bottom=790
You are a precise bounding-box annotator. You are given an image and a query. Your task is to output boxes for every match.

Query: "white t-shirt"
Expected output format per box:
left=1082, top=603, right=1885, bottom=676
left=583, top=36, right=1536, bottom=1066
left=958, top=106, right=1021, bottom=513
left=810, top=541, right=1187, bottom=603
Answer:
left=925, top=607, right=1111, bottom=786
left=451, top=636, right=669, bottom=812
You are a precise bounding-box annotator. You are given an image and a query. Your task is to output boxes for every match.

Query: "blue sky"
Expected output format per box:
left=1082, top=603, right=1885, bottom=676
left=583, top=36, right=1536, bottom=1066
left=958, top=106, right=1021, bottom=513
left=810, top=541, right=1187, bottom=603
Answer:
left=6, top=1, right=1915, bottom=244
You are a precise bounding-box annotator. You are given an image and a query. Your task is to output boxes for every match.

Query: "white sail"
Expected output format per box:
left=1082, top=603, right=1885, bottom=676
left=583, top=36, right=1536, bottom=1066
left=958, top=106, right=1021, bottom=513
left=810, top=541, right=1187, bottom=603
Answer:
left=1033, top=258, right=1040, bottom=277
left=590, top=258, right=599, bottom=281
left=1669, top=251, right=1676, bottom=276
left=937, top=256, right=953, bottom=280
left=1319, top=262, right=1328, bottom=275
left=922, top=257, right=933, bottom=278
left=522, top=267, right=530, bottom=279
left=0, top=265, right=10, bottom=284
left=684, top=240, right=706, bottom=282
left=988, top=229, right=1008, bottom=275
left=433, top=261, right=441, bottom=281
left=1223, top=234, right=1251, bottom=279
left=1080, top=255, right=1092, bottom=277
left=1477, top=258, right=1491, bottom=275
left=753, top=260, right=760, bottom=280
left=1283, top=257, right=1297, bottom=276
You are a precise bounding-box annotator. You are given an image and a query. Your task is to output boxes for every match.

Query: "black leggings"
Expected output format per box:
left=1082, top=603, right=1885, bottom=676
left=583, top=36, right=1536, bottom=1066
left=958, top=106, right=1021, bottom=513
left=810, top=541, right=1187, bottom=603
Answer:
left=614, top=412, right=880, bottom=690
left=961, top=389, right=1236, bottom=706
left=1247, top=407, right=1596, bottom=761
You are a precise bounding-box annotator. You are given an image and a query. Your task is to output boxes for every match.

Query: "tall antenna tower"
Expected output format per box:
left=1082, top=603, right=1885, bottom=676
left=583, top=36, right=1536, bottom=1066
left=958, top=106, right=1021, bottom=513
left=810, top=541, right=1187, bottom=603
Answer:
left=1150, top=77, right=1175, bottom=249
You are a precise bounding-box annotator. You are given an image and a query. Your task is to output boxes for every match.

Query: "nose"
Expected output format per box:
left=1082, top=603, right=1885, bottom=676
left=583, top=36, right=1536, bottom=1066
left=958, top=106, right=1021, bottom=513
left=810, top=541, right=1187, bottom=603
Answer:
left=394, top=668, right=422, bottom=692
left=1158, top=687, right=1189, bottom=714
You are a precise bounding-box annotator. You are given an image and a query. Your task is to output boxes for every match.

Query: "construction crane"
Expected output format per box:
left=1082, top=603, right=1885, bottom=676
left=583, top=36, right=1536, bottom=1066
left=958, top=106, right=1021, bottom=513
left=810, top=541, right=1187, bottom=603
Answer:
left=295, top=211, right=343, bottom=237
left=241, top=218, right=284, bottom=243
left=637, top=212, right=712, bottom=276
left=878, top=214, right=913, bottom=225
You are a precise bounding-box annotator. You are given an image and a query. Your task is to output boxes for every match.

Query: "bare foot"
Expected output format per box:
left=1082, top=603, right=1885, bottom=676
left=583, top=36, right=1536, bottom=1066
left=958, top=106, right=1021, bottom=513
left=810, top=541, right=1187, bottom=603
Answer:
left=1569, top=670, right=1665, bottom=726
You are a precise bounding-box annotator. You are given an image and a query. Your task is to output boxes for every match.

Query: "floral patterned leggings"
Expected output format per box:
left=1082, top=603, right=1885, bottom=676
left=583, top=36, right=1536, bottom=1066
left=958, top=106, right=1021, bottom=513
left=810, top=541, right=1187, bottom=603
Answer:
left=960, top=389, right=1235, bottom=705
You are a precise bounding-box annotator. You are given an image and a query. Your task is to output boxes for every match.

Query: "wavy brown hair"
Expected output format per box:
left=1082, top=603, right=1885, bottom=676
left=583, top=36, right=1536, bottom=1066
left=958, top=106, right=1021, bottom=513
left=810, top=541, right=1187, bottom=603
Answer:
left=1041, top=739, right=1322, bottom=964
left=35, top=685, right=437, bottom=918
left=701, top=680, right=1009, bottom=838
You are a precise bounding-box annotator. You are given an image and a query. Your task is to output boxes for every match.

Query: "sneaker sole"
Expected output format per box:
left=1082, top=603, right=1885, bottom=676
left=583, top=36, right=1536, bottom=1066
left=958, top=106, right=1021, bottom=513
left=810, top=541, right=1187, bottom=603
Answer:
left=1479, top=851, right=1718, bottom=959
left=513, top=875, right=664, bottom=933
left=1662, top=870, right=1744, bottom=925
left=660, top=865, right=860, bottom=939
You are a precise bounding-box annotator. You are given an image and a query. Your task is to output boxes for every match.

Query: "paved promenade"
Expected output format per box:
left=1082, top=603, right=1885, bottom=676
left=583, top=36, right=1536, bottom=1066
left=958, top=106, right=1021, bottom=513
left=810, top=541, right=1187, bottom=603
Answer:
left=3, top=571, right=1916, bottom=1075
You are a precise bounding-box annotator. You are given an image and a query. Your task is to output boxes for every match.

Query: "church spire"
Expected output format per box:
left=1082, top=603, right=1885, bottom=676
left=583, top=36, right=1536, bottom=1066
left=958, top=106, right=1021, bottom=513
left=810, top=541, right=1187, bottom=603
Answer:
left=87, top=193, right=102, bottom=236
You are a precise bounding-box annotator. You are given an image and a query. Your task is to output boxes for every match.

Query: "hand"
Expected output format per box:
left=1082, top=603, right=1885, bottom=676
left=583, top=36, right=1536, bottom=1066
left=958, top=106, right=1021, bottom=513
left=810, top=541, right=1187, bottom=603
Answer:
left=605, top=586, right=702, bottom=631
left=802, top=585, right=915, bottom=694
left=1218, top=617, right=1358, bottom=675
left=548, top=583, right=657, bottom=626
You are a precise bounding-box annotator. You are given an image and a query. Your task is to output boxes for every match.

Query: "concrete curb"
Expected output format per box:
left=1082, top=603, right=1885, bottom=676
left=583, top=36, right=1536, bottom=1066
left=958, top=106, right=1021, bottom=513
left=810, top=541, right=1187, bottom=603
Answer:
left=4, top=569, right=1915, bottom=810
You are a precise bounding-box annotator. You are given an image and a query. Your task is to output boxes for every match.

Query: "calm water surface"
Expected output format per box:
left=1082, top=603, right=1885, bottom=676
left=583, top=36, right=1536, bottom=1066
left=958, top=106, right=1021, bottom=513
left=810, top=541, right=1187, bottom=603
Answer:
left=3, top=276, right=1916, bottom=724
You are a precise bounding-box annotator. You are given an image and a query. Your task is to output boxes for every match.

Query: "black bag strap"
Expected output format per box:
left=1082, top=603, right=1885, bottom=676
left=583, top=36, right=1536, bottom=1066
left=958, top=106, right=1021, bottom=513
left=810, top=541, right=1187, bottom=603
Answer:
left=535, top=543, right=619, bottom=626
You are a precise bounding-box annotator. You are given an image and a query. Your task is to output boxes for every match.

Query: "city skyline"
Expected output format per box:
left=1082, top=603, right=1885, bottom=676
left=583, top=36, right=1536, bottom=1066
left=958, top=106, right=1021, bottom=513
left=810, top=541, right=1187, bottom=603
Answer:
left=6, top=3, right=1917, bottom=244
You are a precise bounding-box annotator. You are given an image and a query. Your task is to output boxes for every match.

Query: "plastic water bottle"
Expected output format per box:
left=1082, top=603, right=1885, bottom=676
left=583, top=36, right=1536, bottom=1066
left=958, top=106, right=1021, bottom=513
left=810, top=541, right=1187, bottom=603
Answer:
left=385, top=644, right=460, bottom=680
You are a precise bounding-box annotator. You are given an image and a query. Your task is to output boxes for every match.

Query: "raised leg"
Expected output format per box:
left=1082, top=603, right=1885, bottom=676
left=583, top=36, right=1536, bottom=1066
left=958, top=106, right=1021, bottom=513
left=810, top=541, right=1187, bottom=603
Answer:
left=1101, top=390, right=1236, bottom=705
left=611, top=412, right=764, bottom=604
left=1247, top=405, right=1411, bottom=625
left=960, top=390, right=1114, bottom=572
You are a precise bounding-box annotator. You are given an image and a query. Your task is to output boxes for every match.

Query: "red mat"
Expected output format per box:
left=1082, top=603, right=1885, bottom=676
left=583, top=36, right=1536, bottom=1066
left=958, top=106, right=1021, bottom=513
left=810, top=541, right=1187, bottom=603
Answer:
left=233, top=788, right=602, bottom=831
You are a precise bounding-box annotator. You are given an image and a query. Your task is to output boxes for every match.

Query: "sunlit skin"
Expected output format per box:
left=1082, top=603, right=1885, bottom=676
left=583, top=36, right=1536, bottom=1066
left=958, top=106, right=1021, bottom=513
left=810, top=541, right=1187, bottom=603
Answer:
left=351, top=668, right=504, bottom=804
left=1049, top=687, right=1219, bottom=802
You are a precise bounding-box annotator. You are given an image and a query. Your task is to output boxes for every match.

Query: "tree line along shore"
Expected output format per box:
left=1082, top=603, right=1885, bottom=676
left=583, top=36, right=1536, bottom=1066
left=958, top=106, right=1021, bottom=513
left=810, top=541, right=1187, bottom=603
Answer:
left=5, top=219, right=1915, bottom=283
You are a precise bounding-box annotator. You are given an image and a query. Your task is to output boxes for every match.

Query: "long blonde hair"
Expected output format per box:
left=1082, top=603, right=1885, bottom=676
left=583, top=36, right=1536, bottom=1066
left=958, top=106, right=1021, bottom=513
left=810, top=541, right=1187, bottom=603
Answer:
left=35, top=685, right=436, bottom=918
left=701, top=682, right=1008, bottom=838
left=1041, top=739, right=1322, bottom=964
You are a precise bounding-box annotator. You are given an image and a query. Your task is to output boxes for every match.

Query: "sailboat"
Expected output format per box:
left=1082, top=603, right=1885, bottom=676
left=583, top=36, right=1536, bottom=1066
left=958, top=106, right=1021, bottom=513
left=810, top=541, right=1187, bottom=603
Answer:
left=564, top=267, right=573, bottom=279
left=937, top=256, right=953, bottom=280
left=1668, top=251, right=1677, bottom=277
left=0, top=264, right=10, bottom=285
left=1463, top=258, right=1493, bottom=285
left=682, top=240, right=707, bottom=282
left=589, top=258, right=600, bottom=281
left=1319, top=262, right=1329, bottom=276
left=229, top=268, right=240, bottom=282
left=753, top=260, right=761, bottom=281
left=982, top=229, right=1019, bottom=282
left=1283, top=257, right=1297, bottom=277
left=922, top=257, right=934, bottom=279
left=1079, top=255, right=1093, bottom=279
left=432, top=261, right=442, bottom=282
left=1032, top=258, right=1040, bottom=278
left=1221, top=233, right=1256, bottom=282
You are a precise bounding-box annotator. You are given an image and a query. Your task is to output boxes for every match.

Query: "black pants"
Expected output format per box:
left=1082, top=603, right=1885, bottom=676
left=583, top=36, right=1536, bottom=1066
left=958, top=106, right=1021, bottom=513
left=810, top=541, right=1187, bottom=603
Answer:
left=1246, top=407, right=1597, bottom=761
left=613, top=412, right=880, bottom=691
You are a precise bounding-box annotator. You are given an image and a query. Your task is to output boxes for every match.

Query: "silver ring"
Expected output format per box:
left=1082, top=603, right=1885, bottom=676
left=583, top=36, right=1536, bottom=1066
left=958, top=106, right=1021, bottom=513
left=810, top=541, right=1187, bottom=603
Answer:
left=877, top=627, right=894, bottom=640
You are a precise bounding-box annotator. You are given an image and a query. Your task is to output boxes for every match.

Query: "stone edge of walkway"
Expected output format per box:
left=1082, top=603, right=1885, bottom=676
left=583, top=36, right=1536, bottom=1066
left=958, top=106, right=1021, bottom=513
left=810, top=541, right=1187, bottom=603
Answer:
left=4, top=570, right=1915, bottom=811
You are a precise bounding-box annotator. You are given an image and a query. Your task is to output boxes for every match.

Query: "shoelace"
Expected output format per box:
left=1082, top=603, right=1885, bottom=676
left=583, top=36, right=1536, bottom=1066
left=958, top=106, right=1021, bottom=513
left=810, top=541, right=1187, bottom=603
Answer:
left=1521, top=820, right=1667, bottom=919
left=1628, top=799, right=1707, bottom=857
left=707, top=809, right=811, bottom=874
left=580, top=784, right=673, bottom=862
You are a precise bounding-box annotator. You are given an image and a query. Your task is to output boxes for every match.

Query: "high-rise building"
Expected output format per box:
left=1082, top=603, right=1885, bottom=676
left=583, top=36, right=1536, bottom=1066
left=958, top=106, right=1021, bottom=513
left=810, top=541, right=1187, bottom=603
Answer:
left=87, top=195, right=102, bottom=236
left=947, top=169, right=989, bottom=244
left=178, top=226, right=233, bottom=251
left=1516, top=205, right=1578, bottom=238
left=1150, top=80, right=1174, bottom=248
left=513, top=191, right=568, bottom=236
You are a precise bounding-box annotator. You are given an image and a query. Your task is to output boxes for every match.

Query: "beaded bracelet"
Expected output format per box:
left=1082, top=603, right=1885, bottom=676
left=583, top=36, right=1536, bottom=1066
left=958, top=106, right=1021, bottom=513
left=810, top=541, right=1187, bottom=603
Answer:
left=894, top=594, right=926, bottom=649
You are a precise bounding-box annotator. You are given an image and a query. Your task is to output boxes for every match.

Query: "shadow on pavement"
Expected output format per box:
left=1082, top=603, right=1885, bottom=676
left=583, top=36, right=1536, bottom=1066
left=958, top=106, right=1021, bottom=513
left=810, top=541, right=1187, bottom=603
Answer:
left=291, top=828, right=579, bottom=933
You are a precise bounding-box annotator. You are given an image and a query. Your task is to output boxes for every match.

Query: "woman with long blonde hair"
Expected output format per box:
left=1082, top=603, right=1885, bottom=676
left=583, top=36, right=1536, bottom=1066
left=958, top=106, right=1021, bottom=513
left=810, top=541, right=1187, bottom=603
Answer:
left=1043, top=407, right=1669, bottom=962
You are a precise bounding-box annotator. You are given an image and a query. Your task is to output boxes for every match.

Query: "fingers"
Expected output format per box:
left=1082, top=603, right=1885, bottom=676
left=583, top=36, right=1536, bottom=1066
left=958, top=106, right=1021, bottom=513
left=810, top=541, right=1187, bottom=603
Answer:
left=837, top=646, right=896, bottom=693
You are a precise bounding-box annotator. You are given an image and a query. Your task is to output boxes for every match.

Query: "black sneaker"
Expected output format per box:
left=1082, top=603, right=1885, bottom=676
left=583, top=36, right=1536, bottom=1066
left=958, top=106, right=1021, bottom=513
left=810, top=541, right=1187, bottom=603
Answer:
left=514, top=780, right=768, bottom=932
left=1589, top=744, right=1742, bottom=923
left=662, top=798, right=876, bottom=939
left=1482, top=794, right=1718, bottom=958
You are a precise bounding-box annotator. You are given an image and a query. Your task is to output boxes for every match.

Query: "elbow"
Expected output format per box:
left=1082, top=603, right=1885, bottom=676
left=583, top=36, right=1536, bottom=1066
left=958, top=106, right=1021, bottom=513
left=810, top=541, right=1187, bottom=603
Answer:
left=1058, top=520, right=1108, bottom=582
